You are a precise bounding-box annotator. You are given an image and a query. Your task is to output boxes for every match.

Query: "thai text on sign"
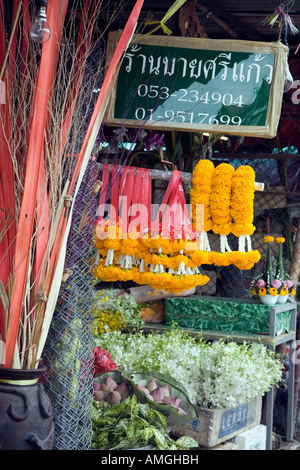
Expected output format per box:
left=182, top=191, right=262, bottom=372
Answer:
left=105, top=32, right=288, bottom=138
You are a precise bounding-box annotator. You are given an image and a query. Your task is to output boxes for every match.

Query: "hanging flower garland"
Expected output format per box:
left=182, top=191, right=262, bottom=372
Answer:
left=190, top=159, right=215, bottom=233
left=210, top=163, right=235, bottom=236
left=231, top=165, right=256, bottom=254
left=189, top=159, right=261, bottom=271
left=133, top=270, right=210, bottom=294
left=190, top=249, right=261, bottom=270
left=93, top=249, right=210, bottom=293
left=93, top=165, right=211, bottom=293
left=209, top=162, right=235, bottom=255
left=93, top=157, right=263, bottom=292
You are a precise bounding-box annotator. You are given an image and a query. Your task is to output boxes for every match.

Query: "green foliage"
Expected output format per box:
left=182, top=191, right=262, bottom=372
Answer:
left=91, top=395, right=198, bottom=450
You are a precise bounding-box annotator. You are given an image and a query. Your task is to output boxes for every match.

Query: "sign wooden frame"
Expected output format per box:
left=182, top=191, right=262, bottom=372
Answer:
left=104, top=31, right=288, bottom=138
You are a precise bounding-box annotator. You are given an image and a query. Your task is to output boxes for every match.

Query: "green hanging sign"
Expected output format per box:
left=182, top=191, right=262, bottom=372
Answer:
left=105, top=32, right=288, bottom=138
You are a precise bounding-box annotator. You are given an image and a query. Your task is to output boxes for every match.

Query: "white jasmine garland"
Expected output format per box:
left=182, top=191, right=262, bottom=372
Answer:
left=95, top=329, right=283, bottom=408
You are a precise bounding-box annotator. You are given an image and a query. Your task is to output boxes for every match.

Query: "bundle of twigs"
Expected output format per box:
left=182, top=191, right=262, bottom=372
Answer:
left=0, top=0, right=144, bottom=369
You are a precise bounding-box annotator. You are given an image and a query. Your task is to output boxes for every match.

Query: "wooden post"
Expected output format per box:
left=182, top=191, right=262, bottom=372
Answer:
left=178, top=0, right=208, bottom=38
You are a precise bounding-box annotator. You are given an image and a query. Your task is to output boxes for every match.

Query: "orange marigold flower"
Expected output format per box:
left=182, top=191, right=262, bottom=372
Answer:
left=269, top=287, right=278, bottom=296
left=280, top=288, right=289, bottom=296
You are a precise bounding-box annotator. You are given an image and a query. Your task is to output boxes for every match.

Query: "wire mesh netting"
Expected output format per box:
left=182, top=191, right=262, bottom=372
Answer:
left=43, top=161, right=99, bottom=450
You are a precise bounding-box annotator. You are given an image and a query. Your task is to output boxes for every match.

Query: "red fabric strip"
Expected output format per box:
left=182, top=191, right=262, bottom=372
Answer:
left=97, top=163, right=110, bottom=220
left=110, top=165, right=120, bottom=225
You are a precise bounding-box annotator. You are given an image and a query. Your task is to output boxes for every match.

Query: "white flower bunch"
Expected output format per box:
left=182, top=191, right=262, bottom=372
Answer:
left=95, top=329, right=283, bottom=409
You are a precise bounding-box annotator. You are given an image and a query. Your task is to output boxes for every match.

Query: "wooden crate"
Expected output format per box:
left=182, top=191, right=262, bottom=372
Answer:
left=171, top=396, right=262, bottom=448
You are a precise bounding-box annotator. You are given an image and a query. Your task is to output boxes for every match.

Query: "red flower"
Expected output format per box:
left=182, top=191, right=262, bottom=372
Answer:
left=92, top=346, right=117, bottom=376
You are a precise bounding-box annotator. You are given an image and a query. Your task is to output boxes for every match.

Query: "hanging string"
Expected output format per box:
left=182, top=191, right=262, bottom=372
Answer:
left=263, top=2, right=299, bottom=39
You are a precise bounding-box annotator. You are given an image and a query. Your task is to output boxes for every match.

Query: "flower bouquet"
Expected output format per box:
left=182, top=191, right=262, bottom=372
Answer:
left=91, top=289, right=145, bottom=335
left=274, top=237, right=296, bottom=304
left=251, top=236, right=279, bottom=305
left=130, top=371, right=198, bottom=426
left=251, top=236, right=296, bottom=305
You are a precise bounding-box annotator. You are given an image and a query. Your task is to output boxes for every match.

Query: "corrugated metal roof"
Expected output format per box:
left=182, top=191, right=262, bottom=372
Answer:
left=101, top=0, right=300, bottom=52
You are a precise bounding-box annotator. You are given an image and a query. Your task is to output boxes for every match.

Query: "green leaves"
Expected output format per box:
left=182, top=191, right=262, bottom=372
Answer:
left=91, top=395, right=198, bottom=450
left=175, top=436, right=200, bottom=450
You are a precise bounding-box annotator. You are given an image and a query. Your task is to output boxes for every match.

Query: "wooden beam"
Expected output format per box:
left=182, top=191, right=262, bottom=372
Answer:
left=195, top=0, right=264, bottom=41
left=212, top=153, right=300, bottom=160
left=195, top=1, right=239, bottom=39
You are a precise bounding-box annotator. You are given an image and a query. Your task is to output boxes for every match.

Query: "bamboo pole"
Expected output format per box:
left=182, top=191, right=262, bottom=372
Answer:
left=97, top=162, right=264, bottom=190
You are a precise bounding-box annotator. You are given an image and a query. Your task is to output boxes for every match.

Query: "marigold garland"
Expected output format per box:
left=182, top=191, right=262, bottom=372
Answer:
left=210, top=163, right=235, bottom=236
left=139, top=235, right=190, bottom=254
left=231, top=165, right=256, bottom=238
left=134, top=271, right=210, bottom=294
left=190, top=159, right=215, bottom=233
left=93, top=160, right=263, bottom=293
left=93, top=256, right=210, bottom=293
